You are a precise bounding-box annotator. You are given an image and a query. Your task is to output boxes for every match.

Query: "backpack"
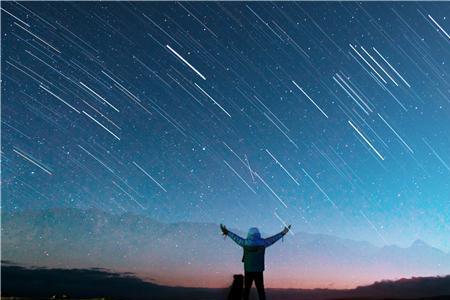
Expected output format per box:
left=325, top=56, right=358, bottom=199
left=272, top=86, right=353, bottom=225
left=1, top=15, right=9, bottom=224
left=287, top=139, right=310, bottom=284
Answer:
left=227, top=274, right=244, bottom=300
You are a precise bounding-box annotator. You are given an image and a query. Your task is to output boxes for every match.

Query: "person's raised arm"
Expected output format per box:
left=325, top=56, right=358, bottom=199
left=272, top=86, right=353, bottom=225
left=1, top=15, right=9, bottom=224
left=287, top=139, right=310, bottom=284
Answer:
left=263, top=225, right=291, bottom=247
left=220, top=224, right=245, bottom=247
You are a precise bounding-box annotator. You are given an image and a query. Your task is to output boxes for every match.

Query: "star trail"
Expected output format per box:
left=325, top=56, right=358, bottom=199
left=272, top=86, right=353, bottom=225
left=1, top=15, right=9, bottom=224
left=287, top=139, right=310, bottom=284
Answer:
left=1, top=1, right=450, bottom=288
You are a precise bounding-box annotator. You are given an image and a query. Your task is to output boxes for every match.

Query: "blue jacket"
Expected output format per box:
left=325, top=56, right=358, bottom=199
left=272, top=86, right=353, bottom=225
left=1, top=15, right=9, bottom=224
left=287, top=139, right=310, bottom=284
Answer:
left=227, top=227, right=286, bottom=272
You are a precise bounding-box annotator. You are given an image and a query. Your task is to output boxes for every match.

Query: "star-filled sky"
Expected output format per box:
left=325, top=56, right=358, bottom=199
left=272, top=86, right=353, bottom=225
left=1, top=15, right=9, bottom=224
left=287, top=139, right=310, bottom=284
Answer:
left=1, top=0, right=450, bottom=280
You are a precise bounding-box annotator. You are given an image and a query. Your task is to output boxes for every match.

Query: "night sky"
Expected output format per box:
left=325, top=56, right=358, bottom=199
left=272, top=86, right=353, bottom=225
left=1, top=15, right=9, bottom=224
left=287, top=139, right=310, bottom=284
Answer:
left=1, top=1, right=450, bottom=287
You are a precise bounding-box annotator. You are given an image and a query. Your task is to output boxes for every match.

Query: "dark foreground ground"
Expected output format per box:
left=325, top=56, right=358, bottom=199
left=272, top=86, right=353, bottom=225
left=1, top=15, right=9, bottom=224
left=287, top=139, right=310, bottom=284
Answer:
left=2, top=262, right=450, bottom=300
left=2, top=295, right=450, bottom=300
left=3, top=297, right=450, bottom=300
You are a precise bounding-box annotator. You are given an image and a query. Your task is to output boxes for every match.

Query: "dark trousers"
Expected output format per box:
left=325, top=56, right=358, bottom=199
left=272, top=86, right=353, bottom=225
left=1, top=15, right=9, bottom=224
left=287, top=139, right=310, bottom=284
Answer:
left=243, top=271, right=265, bottom=300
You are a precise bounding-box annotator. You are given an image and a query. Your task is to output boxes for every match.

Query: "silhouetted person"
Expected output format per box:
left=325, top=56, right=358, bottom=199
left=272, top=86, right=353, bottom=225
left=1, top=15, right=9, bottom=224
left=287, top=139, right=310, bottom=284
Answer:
left=220, top=224, right=291, bottom=300
left=227, top=274, right=244, bottom=300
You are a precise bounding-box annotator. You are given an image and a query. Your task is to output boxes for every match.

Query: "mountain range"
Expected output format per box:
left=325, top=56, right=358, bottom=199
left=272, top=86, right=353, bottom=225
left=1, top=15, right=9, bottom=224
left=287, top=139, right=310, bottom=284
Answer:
left=2, top=208, right=449, bottom=289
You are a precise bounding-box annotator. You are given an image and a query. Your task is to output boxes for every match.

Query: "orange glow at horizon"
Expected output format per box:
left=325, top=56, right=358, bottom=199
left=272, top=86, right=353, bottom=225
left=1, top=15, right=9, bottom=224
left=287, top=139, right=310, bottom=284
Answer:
left=133, top=269, right=409, bottom=290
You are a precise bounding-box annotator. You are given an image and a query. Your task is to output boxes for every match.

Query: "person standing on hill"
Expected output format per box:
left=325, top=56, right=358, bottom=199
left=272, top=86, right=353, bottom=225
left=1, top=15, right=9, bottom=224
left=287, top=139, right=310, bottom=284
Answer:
left=220, top=224, right=291, bottom=300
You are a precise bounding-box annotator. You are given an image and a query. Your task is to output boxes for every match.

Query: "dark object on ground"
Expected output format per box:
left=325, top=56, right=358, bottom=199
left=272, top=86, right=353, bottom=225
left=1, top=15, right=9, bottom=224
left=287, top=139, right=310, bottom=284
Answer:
left=332, top=297, right=450, bottom=300
left=228, top=274, right=244, bottom=300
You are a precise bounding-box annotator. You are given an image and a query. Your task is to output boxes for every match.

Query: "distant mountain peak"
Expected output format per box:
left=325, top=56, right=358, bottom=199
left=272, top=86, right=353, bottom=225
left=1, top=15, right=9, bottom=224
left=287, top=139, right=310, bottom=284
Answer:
left=411, top=239, right=429, bottom=248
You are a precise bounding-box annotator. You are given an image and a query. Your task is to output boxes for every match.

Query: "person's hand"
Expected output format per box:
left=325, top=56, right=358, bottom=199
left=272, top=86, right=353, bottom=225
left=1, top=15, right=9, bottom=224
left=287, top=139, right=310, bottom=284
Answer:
left=220, top=224, right=229, bottom=236
left=282, top=225, right=291, bottom=235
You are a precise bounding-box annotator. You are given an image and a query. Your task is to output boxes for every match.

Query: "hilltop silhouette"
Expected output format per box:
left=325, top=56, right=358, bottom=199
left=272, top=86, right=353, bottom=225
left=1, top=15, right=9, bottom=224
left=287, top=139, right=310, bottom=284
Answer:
left=2, top=261, right=450, bottom=300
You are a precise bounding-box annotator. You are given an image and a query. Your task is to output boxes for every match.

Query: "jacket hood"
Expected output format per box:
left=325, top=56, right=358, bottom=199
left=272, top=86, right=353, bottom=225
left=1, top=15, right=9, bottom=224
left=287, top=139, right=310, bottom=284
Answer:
left=247, top=227, right=261, bottom=240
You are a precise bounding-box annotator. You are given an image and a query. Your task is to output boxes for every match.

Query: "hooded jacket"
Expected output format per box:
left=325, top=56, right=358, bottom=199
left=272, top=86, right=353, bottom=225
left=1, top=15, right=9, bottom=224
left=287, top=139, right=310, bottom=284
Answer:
left=227, top=227, right=285, bottom=272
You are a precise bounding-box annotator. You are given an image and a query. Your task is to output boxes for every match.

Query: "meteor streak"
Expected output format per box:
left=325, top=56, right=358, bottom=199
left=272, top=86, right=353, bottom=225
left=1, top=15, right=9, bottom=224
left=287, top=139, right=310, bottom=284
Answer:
left=265, top=149, right=300, bottom=185
left=348, top=120, right=385, bottom=161
left=13, top=147, right=53, bottom=175
left=166, top=44, right=206, bottom=80
left=292, top=80, right=329, bottom=118
left=253, top=171, right=288, bottom=208
left=133, top=161, right=167, bottom=192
